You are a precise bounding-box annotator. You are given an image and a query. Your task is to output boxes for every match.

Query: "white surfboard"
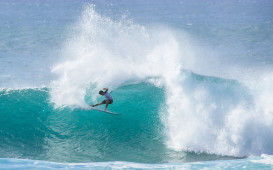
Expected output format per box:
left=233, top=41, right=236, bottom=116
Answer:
left=90, top=107, right=121, bottom=115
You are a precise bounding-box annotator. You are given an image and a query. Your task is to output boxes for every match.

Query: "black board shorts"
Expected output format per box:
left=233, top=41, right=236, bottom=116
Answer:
left=102, top=99, right=113, bottom=104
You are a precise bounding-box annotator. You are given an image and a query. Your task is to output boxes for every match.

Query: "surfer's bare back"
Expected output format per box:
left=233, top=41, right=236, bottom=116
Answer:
left=90, top=88, right=113, bottom=111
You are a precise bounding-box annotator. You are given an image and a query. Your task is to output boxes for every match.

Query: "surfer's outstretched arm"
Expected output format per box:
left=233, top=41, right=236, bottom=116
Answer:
left=90, top=102, right=103, bottom=107
left=103, top=88, right=108, bottom=92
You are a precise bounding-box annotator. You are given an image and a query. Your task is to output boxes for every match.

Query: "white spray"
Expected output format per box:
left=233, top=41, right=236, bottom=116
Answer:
left=50, top=5, right=273, bottom=157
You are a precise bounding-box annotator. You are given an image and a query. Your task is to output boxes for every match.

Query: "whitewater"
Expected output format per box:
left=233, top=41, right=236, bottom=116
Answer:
left=1, top=0, right=273, bottom=169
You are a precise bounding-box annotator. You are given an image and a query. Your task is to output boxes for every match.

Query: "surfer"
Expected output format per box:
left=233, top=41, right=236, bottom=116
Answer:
left=90, top=88, right=113, bottom=111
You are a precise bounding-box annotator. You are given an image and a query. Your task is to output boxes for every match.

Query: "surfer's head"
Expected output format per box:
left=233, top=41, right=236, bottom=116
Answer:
left=99, top=90, right=104, bottom=95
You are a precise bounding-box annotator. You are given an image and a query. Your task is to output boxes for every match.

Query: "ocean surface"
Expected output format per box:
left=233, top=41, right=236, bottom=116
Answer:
left=1, top=0, right=273, bottom=169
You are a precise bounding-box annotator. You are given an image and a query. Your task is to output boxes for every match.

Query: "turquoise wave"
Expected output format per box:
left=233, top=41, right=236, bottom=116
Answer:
left=0, top=75, right=240, bottom=163
left=0, top=84, right=166, bottom=163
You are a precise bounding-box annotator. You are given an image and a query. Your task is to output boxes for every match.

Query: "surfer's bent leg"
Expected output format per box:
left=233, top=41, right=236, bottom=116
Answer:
left=104, top=100, right=113, bottom=111
left=105, top=100, right=109, bottom=111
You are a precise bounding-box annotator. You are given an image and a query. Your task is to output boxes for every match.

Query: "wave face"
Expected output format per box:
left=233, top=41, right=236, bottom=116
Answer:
left=0, top=86, right=167, bottom=163
left=0, top=84, right=235, bottom=163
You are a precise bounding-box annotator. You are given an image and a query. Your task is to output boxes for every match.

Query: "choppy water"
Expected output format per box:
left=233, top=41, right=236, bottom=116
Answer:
left=1, top=0, right=273, bottom=169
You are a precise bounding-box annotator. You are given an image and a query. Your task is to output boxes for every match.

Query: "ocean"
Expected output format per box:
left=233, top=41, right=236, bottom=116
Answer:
left=1, top=0, right=273, bottom=169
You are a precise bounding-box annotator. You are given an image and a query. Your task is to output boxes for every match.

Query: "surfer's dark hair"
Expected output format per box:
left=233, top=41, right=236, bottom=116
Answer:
left=99, top=90, right=104, bottom=94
